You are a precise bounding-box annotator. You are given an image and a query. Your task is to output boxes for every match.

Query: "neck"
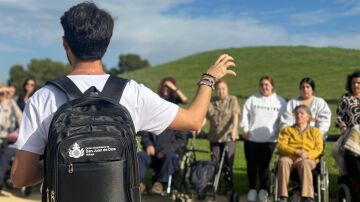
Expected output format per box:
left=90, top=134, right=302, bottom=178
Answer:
left=297, top=123, right=308, bottom=131
left=69, top=60, right=106, bottom=75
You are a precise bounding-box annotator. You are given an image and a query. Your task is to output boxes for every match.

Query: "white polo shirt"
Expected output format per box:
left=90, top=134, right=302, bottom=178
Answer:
left=15, top=74, right=179, bottom=155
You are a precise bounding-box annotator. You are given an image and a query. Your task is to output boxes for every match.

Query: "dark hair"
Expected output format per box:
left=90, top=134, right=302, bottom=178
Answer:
left=158, top=77, right=179, bottom=100
left=22, top=78, right=37, bottom=96
left=299, top=77, right=315, bottom=91
left=346, top=70, right=360, bottom=94
left=214, top=79, right=227, bottom=89
left=60, top=2, right=114, bottom=60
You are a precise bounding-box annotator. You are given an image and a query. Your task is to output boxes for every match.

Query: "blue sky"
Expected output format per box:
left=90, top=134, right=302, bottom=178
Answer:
left=1, top=0, right=360, bottom=83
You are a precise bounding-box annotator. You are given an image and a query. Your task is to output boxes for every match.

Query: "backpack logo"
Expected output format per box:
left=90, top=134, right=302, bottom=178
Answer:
left=68, top=143, right=84, bottom=159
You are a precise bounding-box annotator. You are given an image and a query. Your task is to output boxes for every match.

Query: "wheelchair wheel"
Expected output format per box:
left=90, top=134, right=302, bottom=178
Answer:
left=317, top=160, right=329, bottom=202
left=269, top=169, right=278, bottom=202
left=337, top=184, right=351, bottom=202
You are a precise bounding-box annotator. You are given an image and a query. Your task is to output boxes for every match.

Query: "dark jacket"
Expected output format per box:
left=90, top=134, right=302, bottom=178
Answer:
left=139, top=129, right=189, bottom=156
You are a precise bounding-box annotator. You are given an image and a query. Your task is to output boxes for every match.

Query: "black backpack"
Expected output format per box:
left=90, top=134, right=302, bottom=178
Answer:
left=42, top=76, right=140, bottom=202
left=190, top=160, right=216, bottom=195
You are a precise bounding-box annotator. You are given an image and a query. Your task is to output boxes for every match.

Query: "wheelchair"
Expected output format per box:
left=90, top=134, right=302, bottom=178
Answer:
left=268, top=152, right=329, bottom=202
left=167, top=135, right=234, bottom=202
left=336, top=150, right=360, bottom=202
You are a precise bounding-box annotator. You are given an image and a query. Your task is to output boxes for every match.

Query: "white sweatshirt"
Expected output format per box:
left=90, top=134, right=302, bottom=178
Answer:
left=280, top=96, right=331, bottom=136
left=240, top=92, right=287, bottom=143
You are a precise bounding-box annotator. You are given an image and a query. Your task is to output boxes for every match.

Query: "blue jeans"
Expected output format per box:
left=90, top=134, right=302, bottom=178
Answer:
left=137, top=151, right=180, bottom=183
left=0, top=147, right=16, bottom=186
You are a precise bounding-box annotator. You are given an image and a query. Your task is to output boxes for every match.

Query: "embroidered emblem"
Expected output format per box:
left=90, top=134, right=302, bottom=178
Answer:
left=68, top=143, right=84, bottom=158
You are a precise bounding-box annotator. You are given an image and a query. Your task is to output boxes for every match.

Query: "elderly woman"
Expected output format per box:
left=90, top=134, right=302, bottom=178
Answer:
left=280, top=77, right=331, bottom=137
left=332, top=70, right=360, bottom=175
left=205, top=79, right=240, bottom=200
left=0, top=84, right=22, bottom=190
left=277, top=105, right=323, bottom=202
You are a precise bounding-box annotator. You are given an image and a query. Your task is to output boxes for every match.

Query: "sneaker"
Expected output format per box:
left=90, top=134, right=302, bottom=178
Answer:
left=139, top=182, right=146, bottom=193
left=151, top=181, right=163, bottom=194
left=258, top=189, right=268, bottom=202
left=247, top=189, right=257, bottom=201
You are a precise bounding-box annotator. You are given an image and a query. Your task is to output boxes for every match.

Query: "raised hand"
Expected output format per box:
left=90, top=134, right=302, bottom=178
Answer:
left=206, top=54, right=236, bottom=80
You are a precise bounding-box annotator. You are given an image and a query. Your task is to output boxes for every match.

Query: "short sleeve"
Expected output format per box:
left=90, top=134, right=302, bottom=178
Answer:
left=120, top=81, right=179, bottom=135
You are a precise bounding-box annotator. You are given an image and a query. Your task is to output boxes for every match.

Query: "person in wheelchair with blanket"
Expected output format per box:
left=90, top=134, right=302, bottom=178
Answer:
left=137, top=129, right=190, bottom=195
left=277, top=105, right=323, bottom=202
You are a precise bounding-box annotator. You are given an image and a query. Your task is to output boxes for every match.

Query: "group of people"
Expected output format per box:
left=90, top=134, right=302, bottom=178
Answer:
left=137, top=70, right=360, bottom=202
left=0, top=78, right=37, bottom=190
left=1, top=2, right=358, bottom=202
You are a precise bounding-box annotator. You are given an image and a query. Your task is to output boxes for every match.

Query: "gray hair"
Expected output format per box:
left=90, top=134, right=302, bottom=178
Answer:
left=293, top=104, right=312, bottom=124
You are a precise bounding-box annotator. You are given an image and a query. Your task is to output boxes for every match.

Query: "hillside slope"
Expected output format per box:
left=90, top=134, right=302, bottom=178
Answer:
left=122, top=46, right=360, bottom=134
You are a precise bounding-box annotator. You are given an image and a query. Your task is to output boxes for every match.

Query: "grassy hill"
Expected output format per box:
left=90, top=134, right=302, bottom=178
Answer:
left=123, top=46, right=360, bottom=197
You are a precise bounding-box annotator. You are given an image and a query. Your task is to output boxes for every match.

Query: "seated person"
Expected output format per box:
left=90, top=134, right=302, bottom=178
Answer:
left=137, top=129, right=189, bottom=194
left=277, top=105, right=323, bottom=202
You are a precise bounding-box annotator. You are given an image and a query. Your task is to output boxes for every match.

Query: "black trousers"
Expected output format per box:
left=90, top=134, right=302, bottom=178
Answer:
left=210, top=141, right=236, bottom=192
left=244, top=140, right=276, bottom=190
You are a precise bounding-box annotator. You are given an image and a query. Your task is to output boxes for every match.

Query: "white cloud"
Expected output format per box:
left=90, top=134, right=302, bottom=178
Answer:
left=1, top=0, right=360, bottom=67
left=288, top=10, right=336, bottom=26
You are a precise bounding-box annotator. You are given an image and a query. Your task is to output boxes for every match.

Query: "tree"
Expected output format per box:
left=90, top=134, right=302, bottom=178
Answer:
left=27, top=58, right=71, bottom=86
left=8, top=58, right=71, bottom=91
left=117, top=53, right=150, bottom=73
left=9, top=64, right=28, bottom=90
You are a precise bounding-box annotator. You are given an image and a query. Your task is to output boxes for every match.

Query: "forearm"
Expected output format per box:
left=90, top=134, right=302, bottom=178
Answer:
left=175, top=89, right=188, bottom=104
left=169, top=85, right=212, bottom=131
left=232, top=112, right=239, bottom=132
left=11, top=151, right=43, bottom=187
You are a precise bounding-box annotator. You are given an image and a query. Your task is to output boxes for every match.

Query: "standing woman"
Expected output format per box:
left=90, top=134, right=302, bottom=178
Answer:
left=333, top=70, right=360, bottom=175
left=205, top=79, right=240, bottom=200
left=280, top=77, right=331, bottom=137
left=17, top=78, right=37, bottom=111
left=0, top=84, right=22, bottom=190
left=240, top=75, right=286, bottom=202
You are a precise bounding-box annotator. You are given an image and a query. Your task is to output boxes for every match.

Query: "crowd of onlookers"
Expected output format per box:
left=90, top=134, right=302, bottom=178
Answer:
left=1, top=70, right=360, bottom=202
left=136, top=70, right=360, bottom=202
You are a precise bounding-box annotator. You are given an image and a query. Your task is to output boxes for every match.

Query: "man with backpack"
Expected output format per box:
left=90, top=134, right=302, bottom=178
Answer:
left=10, top=2, right=236, bottom=202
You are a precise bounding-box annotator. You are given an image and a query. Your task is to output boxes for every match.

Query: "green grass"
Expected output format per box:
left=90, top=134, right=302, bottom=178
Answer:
left=127, top=46, right=358, bottom=197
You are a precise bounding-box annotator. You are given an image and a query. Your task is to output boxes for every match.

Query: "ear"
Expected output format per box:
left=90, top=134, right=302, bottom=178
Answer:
left=62, top=36, right=70, bottom=51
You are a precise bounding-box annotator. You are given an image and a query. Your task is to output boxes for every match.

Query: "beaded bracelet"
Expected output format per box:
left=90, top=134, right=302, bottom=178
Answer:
left=198, top=79, right=215, bottom=90
left=201, top=72, right=216, bottom=81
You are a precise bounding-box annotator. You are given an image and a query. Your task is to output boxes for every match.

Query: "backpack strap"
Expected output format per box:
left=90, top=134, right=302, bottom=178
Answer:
left=46, top=76, right=83, bottom=101
left=99, top=76, right=129, bottom=102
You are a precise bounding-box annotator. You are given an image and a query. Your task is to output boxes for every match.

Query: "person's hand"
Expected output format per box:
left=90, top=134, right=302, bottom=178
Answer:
left=340, top=125, right=348, bottom=134
left=206, top=54, right=236, bottom=80
left=231, top=129, right=238, bottom=142
left=164, top=81, right=177, bottom=91
left=146, top=145, right=155, bottom=156
left=295, top=150, right=302, bottom=157
left=242, top=132, right=250, bottom=140
left=300, top=152, right=309, bottom=159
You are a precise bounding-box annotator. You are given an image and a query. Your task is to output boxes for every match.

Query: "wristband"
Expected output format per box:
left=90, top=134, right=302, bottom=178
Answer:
left=198, top=79, right=215, bottom=90
left=202, top=72, right=216, bottom=81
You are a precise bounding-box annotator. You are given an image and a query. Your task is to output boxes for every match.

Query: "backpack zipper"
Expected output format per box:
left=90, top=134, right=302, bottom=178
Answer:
left=68, top=163, right=73, bottom=174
